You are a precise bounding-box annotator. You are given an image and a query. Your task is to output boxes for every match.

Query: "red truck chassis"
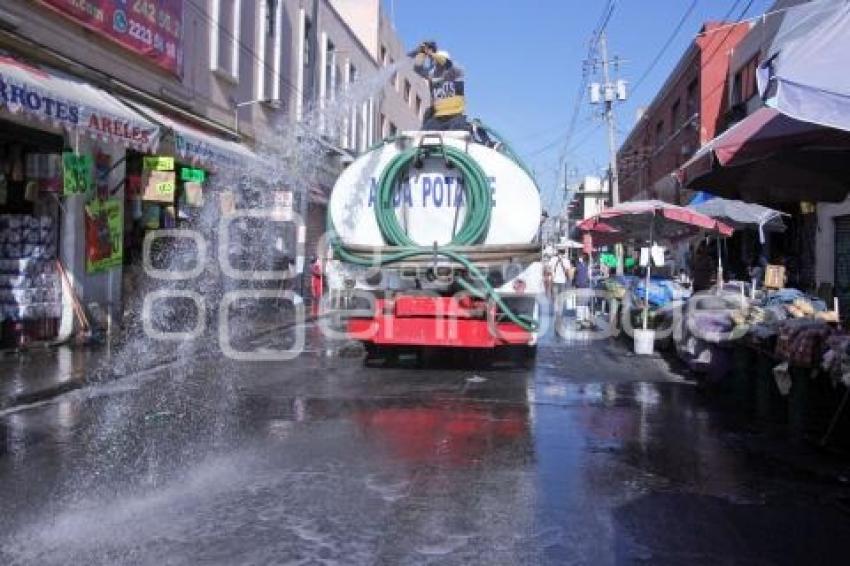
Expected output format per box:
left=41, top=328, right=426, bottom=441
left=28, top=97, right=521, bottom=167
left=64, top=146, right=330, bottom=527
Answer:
left=346, top=295, right=532, bottom=348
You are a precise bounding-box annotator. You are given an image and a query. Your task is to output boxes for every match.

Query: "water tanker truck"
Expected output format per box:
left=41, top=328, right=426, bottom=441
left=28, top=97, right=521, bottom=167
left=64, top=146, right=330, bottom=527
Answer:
left=327, top=128, right=542, bottom=360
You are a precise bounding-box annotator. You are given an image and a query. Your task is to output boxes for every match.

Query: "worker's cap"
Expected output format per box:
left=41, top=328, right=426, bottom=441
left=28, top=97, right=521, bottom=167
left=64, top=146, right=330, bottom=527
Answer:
left=407, top=40, right=437, bottom=57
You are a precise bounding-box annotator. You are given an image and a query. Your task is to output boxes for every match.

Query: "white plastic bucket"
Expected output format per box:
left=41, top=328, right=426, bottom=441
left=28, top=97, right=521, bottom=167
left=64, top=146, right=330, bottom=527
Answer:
left=633, top=329, right=655, bottom=355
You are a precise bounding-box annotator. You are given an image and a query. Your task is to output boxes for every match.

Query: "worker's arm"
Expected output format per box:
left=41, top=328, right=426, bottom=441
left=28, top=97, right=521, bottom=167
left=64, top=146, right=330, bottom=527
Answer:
left=412, top=53, right=430, bottom=79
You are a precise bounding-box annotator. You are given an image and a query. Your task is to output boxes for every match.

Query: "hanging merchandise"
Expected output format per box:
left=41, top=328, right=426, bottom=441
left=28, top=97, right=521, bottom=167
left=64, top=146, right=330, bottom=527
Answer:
left=141, top=155, right=175, bottom=203
left=143, top=204, right=161, bottom=229
left=180, top=167, right=206, bottom=183
left=640, top=247, right=650, bottom=267
left=24, top=180, right=39, bottom=203
left=0, top=215, right=61, bottom=346
left=183, top=182, right=203, bottom=207
left=95, top=151, right=112, bottom=200
left=162, top=205, right=176, bottom=229
left=651, top=244, right=665, bottom=267
left=62, top=152, right=93, bottom=196
left=84, top=198, right=123, bottom=273
left=219, top=191, right=235, bottom=216
left=145, top=156, right=174, bottom=171
left=25, top=154, right=62, bottom=193
left=126, top=173, right=142, bottom=200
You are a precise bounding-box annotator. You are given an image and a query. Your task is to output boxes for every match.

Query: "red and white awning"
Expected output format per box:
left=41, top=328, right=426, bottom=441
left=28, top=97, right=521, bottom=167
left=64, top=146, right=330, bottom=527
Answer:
left=0, top=55, right=159, bottom=151
left=578, top=200, right=733, bottom=243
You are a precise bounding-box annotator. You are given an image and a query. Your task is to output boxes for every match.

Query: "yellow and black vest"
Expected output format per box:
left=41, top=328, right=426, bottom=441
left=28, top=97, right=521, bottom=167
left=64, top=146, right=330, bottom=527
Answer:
left=431, top=75, right=465, bottom=117
left=416, top=53, right=466, bottom=117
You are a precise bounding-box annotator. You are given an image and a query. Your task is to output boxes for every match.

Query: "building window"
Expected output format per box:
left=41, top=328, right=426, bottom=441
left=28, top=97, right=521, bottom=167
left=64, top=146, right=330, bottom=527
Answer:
left=415, top=94, right=422, bottom=117
left=655, top=120, right=665, bottom=148
left=320, top=37, right=337, bottom=134
left=210, top=0, right=241, bottom=80
left=379, top=113, right=386, bottom=139
left=257, top=0, right=282, bottom=101
left=403, top=79, right=411, bottom=104
left=732, top=55, right=759, bottom=105
left=388, top=58, right=398, bottom=89
left=324, top=39, right=336, bottom=102
left=670, top=98, right=681, bottom=131
left=349, top=63, right=358, bottom=148
left=357, top=101, right=367, bottom=152
left=265, top=0, right=278, bottom=36
left=380, top=45, right=387, bottom=66
left=303, top=18, right=312, bottom=68
left=296, top=9, right=313, bottom=119
left=686, top=79, right=698, bottom=119
left=389, top=122, right=398, bottom=137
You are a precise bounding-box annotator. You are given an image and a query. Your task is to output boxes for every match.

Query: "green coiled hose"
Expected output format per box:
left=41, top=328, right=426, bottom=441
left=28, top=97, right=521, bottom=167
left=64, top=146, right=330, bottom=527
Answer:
left=330, top=142, right=537, bottom=332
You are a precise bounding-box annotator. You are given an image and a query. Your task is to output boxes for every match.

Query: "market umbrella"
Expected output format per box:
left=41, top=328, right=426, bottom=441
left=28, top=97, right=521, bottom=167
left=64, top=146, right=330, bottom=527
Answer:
left=690, top=196, right=787, bottom=243
left=579, top=201, right=733, bottom=332
left=678, top=107, right=850, bottom=202
left=577, top=200, right=733, bottom=242
left=757, top=1, right=850, bottom=133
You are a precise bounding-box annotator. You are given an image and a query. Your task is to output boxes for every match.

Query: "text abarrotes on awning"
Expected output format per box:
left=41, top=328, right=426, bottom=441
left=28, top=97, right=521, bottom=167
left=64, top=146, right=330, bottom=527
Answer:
left=0, top=56, right=159, bottom=151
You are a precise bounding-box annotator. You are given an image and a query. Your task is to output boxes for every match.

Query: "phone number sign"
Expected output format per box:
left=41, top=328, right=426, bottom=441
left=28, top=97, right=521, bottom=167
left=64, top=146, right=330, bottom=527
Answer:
left=40, top=0, right=183, bottom=76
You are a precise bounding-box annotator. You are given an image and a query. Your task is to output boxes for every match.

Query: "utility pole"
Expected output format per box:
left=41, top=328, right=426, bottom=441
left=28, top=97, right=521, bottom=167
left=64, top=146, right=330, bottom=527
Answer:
left=589, top=31, right=627, bottom=272
left=598, top=32, right=620, bottom=206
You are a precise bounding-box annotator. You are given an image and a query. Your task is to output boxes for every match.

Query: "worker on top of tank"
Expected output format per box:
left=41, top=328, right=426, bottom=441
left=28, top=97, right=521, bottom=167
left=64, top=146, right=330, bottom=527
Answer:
left=408, top=40, right=468, bottom=131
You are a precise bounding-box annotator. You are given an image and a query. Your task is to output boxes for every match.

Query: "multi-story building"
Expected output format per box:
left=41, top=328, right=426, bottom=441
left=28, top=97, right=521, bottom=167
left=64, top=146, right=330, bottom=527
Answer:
left=570, top=176, right=609, bottom=222
left=329, top=0, right=429, bottom=135
left=0, top=1, right=422, bottom=345
left=616, top=21, right=750, bottom=204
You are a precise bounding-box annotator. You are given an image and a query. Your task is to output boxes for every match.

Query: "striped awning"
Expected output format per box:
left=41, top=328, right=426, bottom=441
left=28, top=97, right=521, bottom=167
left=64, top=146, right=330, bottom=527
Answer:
left=124, top=101, right=258, bottom=173
left=0, top=55, right=160, bottom=151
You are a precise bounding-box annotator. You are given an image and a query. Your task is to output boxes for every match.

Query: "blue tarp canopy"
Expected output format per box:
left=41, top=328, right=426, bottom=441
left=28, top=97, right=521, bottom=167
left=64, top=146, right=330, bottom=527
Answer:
left=758, top=1, right=850, bottom=132
left=688, top=192, right=715, bottom=207
left=690, top=196, right=787, bottom=243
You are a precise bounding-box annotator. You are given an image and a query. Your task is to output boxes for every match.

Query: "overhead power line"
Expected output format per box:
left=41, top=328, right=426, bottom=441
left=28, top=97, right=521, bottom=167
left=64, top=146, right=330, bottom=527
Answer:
left=545, top=0, right=617, bottom=212
left=631, top=0, right=700, bottom=95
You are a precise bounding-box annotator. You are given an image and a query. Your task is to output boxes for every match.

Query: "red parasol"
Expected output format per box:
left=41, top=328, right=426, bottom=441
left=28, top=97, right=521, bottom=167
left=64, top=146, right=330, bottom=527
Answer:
left=577, top=200, right=732, bottom=243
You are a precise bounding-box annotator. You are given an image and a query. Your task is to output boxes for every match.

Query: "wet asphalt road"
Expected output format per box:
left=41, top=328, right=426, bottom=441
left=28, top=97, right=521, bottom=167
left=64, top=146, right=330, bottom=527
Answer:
left=1, top=317, right=850, bottom=565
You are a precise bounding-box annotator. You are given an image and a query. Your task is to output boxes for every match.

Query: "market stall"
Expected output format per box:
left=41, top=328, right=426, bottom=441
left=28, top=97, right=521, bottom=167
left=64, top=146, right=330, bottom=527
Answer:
left=579, top=200, right=733, bottom=354
left=0, top=54, right=160, bottom=346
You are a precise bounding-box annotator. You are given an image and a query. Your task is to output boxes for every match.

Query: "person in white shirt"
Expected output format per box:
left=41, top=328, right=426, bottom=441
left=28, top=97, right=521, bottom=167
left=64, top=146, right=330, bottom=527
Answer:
left=549, top=249, right=573, bottom=318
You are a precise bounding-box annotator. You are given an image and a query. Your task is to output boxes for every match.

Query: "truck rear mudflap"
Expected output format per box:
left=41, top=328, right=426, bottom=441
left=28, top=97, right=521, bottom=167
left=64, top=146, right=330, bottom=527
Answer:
left=346, top=297, right=534, bottom=348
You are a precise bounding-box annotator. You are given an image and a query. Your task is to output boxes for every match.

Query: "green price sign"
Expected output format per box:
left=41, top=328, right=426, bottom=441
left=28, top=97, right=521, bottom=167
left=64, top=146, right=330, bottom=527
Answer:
left=85, top=198, right=123, bottom=273
left=180, top=167, right=206, bottom=183
left=143, top=156, right=175, bottom=172
left=62, top=152, right=93, bottom=196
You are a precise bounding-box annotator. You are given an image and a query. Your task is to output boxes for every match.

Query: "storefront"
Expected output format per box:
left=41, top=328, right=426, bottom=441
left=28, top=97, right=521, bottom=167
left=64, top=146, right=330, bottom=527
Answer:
left=0, top=54, right=159, bottom=347
left=114, top=102, right=302, bottom=296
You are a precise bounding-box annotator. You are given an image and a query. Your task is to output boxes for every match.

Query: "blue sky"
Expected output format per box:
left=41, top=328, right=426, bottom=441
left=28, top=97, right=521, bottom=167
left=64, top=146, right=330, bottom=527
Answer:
left=385, top=0, right=774, bottom=213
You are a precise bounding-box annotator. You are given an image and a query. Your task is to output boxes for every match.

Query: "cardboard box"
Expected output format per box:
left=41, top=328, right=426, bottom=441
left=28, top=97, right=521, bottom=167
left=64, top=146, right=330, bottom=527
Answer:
left=764, top=264, right=786, bottom=289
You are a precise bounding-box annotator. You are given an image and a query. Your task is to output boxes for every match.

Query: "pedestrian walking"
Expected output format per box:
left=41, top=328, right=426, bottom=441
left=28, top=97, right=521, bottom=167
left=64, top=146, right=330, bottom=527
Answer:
left=690, top=242, right=714, bottom=293
left=310, top=256, right=323, bottom=315
left=543, top=253, right=554, bottom=303
left=549, top=249, right=573, bottom=319
left=574, top=253, right=591, bottom=324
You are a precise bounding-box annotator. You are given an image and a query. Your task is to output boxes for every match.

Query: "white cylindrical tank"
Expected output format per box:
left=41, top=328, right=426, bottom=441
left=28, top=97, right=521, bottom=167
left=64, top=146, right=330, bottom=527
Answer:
left=329, top=132, right=541, bottom=247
